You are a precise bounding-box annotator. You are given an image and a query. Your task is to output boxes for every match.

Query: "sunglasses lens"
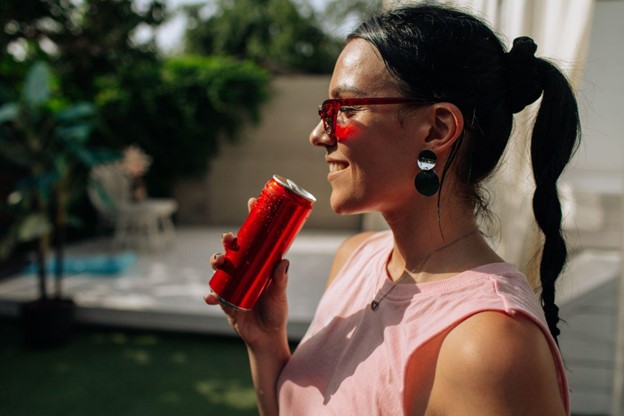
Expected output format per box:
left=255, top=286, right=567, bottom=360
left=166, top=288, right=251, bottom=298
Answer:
left=320, top=102, right=335, bottom=136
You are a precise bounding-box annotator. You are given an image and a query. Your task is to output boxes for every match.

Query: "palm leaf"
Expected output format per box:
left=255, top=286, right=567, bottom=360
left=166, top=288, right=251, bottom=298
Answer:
left=23, top=62, right=52, bottom=108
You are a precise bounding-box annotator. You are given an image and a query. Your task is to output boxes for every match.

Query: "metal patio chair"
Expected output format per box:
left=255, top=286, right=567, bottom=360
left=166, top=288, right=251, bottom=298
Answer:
left=87, top=162, right=178, bottom=251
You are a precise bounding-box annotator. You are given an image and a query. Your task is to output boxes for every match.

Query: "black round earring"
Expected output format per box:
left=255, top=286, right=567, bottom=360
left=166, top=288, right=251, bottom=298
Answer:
left=414, top=149, right=439, bottom=197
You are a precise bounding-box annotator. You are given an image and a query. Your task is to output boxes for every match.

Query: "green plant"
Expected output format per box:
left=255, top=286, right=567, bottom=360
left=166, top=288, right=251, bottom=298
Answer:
left=94, top=55, right=270, bottom=196
left=0, top=61, right=111, bottom=300
left=182, top=0, right=342, bottom=74
left=1, top=0, right=167, bottom=102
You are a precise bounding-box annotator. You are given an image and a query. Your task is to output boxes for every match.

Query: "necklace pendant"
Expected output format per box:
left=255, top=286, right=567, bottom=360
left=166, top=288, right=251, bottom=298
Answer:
left=371, top=300, right=379, bottom=311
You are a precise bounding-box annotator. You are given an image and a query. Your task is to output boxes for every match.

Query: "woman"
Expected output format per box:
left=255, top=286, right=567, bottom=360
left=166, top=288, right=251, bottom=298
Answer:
left=205, top=4, right=579, bottom=415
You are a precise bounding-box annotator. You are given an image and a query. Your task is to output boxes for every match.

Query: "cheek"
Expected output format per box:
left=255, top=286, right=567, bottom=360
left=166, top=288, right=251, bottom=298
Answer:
left=336, top=123, right=361, bottom=142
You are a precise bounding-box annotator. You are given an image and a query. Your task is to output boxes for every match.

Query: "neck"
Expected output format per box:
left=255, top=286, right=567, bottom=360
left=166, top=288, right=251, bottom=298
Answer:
left=382, top=201, right=499, bottom=283
left=405, top=227, right=478, bottom=274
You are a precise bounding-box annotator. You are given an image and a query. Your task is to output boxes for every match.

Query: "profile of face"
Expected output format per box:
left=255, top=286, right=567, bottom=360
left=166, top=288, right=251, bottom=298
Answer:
left=310, top=39, right=434, bottom=216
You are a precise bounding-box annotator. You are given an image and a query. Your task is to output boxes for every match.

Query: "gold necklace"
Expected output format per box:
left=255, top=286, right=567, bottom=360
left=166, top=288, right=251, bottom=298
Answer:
left=370, top=229, right=478, bottom=311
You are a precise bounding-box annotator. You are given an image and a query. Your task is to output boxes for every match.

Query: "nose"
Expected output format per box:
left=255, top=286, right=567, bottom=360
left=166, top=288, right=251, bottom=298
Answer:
left=309, top=120, right=335, bottom=147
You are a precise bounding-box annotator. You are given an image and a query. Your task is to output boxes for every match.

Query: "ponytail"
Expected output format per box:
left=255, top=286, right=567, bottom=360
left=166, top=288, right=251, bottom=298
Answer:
left=504, top=37, right=581, bottom=345
left=530, top=58, right=581, bottom=344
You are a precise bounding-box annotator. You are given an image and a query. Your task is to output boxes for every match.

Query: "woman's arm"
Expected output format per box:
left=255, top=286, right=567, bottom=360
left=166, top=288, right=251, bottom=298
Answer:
left=241, top=259, right=292, bottom=416
left=205, top=258, right=291, bottom=416
left=246, top=334, right=291, bottom=416
left=417, top=311, right=566, bottom=415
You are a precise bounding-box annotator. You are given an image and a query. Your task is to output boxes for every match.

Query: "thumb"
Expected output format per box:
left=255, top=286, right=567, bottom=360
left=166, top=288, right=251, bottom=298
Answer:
left=256, top=259, right=289, bottom=311
left=265, top=259, right=289, bottom=301
left=273, top=259, right=290, bottom=289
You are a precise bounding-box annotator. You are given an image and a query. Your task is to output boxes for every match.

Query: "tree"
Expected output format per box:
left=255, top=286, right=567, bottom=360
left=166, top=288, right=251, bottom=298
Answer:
left=182, top=0, right=342, bottom=74
left=320, top=0, right=383, bottom=37
left=94, top=55, right=270, bottom=196
left=1, top=0, right=171, bottom=241
left=324, top=0, right=383, bottom=21
left=1, top=0, right=167, bottom=100
left=2, top=0, right=271, bottom=199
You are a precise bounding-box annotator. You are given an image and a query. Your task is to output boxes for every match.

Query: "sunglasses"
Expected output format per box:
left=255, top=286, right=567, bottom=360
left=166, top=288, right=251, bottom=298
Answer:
left=318, top=97, right=432, bottom=138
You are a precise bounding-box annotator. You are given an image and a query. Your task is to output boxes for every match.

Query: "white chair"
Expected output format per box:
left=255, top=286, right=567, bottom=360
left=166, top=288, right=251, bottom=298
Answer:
left=87, top=162, right=178, bottom=251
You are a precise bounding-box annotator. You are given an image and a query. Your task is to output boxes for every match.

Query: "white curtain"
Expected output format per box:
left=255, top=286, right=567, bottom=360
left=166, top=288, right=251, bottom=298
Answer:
left=375, top=0, right=595, bottom=281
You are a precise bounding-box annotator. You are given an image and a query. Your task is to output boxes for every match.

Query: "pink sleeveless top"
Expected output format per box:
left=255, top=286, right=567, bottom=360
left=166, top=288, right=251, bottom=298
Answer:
left=277, top=231, right=569, bottom=415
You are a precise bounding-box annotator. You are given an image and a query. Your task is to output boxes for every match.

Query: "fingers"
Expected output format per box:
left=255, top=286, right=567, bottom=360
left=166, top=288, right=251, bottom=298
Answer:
left=203, top=292, right=236, bottom=314
left=204, top=292, right=220, bottom=305
left=210, top=251, right=226, bottom=270
left=247, top=197, right=256, bottom=213
left=203, top=294, right=241, bottom=335
left=221, top=232, right=236, bottom=251
left=209, top=232, right=239, bottom=271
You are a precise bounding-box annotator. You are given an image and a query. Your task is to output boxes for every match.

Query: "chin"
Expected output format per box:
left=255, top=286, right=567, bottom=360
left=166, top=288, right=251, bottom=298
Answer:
left=329, top=195, right=349, bottom=215
left=330, top=194, right=366, bottom=216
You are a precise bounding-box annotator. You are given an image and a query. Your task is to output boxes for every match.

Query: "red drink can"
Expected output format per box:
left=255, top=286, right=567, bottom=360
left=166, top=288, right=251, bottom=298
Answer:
left=209, top=175, right=316, bottom=310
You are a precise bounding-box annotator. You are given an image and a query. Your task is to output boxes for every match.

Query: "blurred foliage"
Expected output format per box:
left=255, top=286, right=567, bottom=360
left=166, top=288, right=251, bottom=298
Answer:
left=0, top=62, right=115, bottom=297
left=0, top=0, right=166, bottom=101
left=322, top=0, right=383, bottom=31
left=0, top=62, right=91, bottom=256
left=182, top=0, right=343, bottom=74
left=94, top=55, right=270, bottom=196
left=1, top=0, right=169, bottom=252
left=1, top=0, right=270, bottom=200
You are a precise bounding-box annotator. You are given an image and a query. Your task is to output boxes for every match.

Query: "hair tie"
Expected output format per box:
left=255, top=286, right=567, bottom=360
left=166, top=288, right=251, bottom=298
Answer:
left=504, top=36, right=542, bottom=113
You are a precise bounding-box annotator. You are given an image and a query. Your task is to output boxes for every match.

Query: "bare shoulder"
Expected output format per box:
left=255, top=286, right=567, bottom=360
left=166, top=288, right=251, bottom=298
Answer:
left=326, top=231, right=376, bottom=288
left=427, top=311, right=566, bottom=415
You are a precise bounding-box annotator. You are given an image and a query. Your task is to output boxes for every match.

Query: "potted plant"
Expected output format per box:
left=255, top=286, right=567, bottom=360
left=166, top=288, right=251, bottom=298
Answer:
left=0, top=61, right=102, bottom=347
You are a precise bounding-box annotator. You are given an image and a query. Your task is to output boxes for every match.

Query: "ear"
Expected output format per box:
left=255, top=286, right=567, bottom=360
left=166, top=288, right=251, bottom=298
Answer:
left=424, top=103, right=464, bottom=156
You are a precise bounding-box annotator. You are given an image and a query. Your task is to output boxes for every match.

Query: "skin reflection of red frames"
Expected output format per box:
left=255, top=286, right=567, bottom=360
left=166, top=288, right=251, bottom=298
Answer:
left=336, top=122, right=359, bottom=142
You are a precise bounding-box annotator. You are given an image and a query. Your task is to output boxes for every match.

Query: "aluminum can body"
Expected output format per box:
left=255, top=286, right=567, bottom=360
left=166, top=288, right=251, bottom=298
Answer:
left=209, top=175, right=316, bottom=310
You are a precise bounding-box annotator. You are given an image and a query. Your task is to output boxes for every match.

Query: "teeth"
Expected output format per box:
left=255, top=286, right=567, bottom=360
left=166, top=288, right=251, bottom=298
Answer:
left=329, top=162, right=346, bottom=172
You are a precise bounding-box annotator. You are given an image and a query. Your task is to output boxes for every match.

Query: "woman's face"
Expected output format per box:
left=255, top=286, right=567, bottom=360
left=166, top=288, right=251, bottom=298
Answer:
left=310, top=39, right=432, bottom=215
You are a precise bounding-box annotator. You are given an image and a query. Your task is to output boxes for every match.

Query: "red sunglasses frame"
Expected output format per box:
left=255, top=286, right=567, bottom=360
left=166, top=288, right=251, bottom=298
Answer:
left=318, top=97, right=432, bottom=138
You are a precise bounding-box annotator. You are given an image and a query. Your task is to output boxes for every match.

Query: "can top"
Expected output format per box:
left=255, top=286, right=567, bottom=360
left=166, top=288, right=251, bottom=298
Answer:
left=273, top=175, right=316, bottom=203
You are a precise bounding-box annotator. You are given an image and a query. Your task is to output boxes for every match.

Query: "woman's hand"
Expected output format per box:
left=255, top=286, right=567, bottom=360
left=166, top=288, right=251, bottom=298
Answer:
left=204, top=198, right=290, bottom=349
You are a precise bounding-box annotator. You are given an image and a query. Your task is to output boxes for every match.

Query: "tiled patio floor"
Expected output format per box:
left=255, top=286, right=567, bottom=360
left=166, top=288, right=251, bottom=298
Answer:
left=0, top=226, right=619, bottom=415
left=0, top=227, right=348, bottom=339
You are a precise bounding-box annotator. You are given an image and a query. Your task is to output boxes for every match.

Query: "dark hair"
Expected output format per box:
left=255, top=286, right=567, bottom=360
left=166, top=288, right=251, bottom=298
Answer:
left=349, top=4, right=580, bottom=344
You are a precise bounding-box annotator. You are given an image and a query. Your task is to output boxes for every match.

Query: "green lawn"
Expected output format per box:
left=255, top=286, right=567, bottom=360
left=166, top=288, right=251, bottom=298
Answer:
left=0, top=318, right=259, bottom=416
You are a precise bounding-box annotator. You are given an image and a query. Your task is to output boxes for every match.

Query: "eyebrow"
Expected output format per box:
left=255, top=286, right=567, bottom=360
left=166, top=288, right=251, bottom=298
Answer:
left=330, top=85, right=368, bottom=98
